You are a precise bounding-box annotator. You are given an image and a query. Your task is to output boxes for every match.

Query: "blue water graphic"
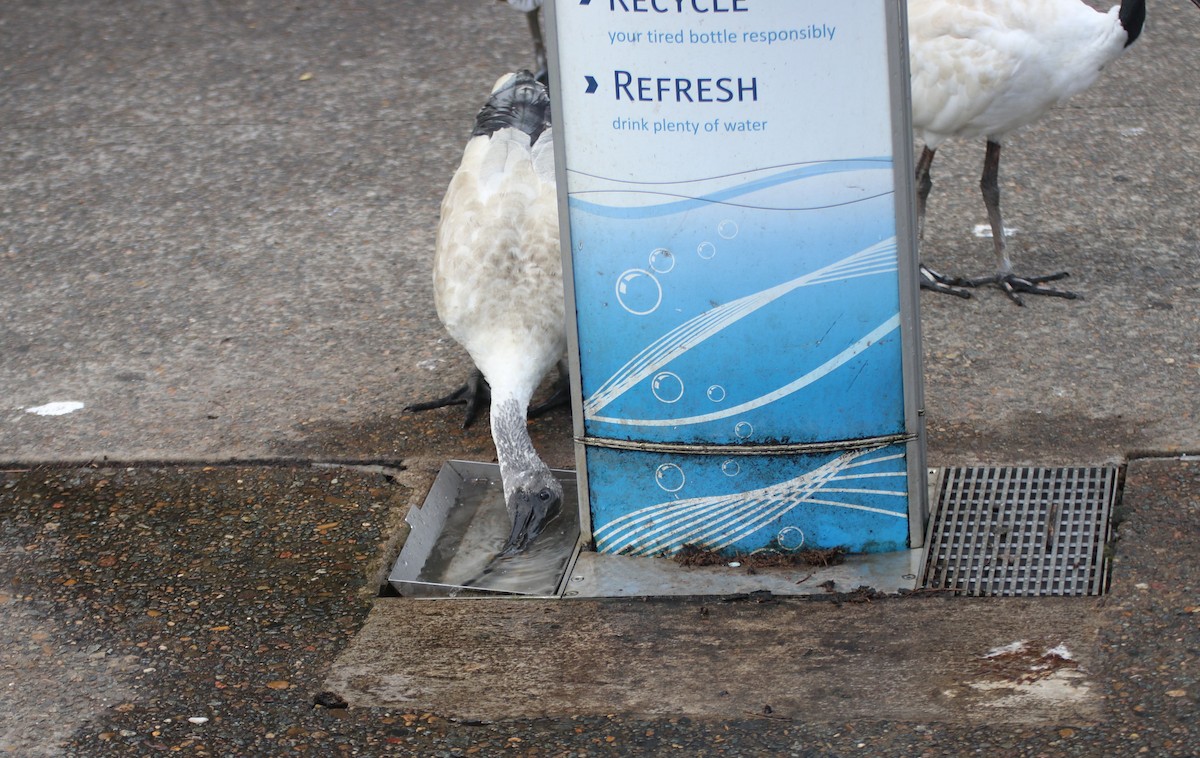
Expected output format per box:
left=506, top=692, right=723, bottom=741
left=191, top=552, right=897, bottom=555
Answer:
left=570, top=162, right=903, bottom=445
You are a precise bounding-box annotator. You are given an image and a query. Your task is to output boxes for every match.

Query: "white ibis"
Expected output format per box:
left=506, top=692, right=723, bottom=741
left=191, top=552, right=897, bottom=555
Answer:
left=409, top=71, right=565, bottom=555
left=910, top=0, right=1200, bottom=304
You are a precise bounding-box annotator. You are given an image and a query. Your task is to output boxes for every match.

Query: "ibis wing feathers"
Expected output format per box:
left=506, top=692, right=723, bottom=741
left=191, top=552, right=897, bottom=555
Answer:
left=529, top=127, right=556, bottom=185
left=432, top=124, right=563, bottom=404
left=909, top=0, right=1129, bottom=145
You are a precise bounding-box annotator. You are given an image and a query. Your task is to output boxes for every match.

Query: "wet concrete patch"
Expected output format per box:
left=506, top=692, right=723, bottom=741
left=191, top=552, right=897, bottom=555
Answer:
left=0, top=463, right=408, bottom=755
left=1094, top=457, right=1200, bottom=752
left=0, top=597, right=140, bottom=757
left=265, top=378, right=574, bottom=468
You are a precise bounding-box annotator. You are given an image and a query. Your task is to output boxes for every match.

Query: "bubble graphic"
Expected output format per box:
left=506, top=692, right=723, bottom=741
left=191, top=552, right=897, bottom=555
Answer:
left=615, top=269, right=662, bottom=315
left=720, top=459, right=741, bottom=477
left=777, top=526, right=805, bottom=551
left=648, top=248, right=675, bottom=274
left=650, top=372, right=684, bottom=404
left=655, top=463, right=686, bottom=493
left=734, top=421, right=754, bottom=440
left=717, top=219, right=739, bottom=239
left=706, top=385, right=726, bottom=403
left=696, top=241, right=716, bottom=260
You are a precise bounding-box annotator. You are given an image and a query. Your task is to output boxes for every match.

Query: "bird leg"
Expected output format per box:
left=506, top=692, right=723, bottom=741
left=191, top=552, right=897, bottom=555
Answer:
left=528, top=359, right=570, bottom=418
left=526, top=9, right=548, bottom=85
left=915, top=146, right=973, bottom=299
left=404, top=369, right=491, bottom=429
left=915, top=145, right=934, bottom=239
left=960, top=140, right=1077, bottom=305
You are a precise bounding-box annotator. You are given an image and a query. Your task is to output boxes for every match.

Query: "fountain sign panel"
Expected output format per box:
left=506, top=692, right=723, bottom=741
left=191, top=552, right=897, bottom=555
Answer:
left=547, top=0, right=926, bottom=556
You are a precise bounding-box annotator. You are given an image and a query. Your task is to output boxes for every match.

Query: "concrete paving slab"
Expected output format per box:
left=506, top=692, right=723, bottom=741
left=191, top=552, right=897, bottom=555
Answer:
left=1, top=0, right=536, bottom=463
left=327, top=595, right=1102, bottom=724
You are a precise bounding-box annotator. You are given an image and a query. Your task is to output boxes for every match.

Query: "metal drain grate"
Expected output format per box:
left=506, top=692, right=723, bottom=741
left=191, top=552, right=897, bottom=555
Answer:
left=921, top=466, right=1119, bottom=596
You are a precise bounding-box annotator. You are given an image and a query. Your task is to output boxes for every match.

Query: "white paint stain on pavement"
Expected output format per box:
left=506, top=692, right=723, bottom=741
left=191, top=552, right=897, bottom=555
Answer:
left=973, top=224, right=1020, bottom=239
left=24, top=401, right=85, bottom=416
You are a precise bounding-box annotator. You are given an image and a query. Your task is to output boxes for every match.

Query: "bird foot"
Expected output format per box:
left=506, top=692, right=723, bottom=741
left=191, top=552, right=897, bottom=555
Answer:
left=528, top=375, right=570, bottom=419
left=919, top=263, right=973, bottom=299
left=404, top=370, right=490, bottom=429
left=959, top=271, right=1078, bottom=306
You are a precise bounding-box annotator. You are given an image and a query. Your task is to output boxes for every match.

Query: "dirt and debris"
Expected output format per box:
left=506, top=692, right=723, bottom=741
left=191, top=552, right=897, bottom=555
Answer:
left=673, top=544, right=848, bottom=569
left=978, top=640, right=1079, bottom=684
left=313, top=691, right=349, bottom=709
left=719, top=590, right=777, bottom=604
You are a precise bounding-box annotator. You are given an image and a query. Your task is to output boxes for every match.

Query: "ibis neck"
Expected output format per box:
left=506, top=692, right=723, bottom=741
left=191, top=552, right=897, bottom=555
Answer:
left=489, top=397, right=546, bottom=499
left=1119, top=0, right=1146, bottom=47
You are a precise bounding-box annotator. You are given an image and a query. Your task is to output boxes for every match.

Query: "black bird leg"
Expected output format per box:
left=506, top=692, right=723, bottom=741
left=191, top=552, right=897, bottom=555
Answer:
left=526, top=9, right=548, bottom=86
left=528, top=359, right=571, bottom=418
left=960, top=140, right=1078, bottom=305
left=915, top=145, right=973, bottom=299
left=405, top=369, right=491, bottom=429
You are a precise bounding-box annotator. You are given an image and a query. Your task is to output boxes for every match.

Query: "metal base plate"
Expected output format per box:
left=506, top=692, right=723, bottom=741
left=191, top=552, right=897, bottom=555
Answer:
left=391, top=460, right=922, bottom=599
left=566, top=548, right=923, bottom=598
left=921, top=465, right=1118, bottom=596
left=388, top=461, right=580, bottom=598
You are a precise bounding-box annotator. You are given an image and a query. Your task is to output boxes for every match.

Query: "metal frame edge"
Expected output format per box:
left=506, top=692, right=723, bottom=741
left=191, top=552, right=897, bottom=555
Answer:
left=545, top=0, right=595, bottom=546
left=886, top=0, right=930, bottom=549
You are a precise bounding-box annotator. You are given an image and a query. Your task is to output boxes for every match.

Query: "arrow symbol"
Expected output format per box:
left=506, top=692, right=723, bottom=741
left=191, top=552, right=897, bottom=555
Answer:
left=584, top=75, right=598, bottom=94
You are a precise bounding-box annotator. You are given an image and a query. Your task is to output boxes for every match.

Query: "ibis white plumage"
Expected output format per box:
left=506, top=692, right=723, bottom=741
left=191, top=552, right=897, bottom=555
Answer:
left=411, top=71, right=565, bottom=555
left=910, top=0, right=1200, bottom=304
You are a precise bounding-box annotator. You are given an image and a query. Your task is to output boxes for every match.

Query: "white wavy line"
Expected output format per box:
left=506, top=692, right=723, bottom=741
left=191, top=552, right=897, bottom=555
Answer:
left=589, top=313, right=900, bottom=427
left=584, top=283, right=791, bottom=416
left=598, top=493, right=747, bottom=552
left=827, top=472, right=908, bottom=481
left=584, top=297, right=765, bottom=416
left=621, top=489, right=908, bottom=556
left=842, top=452, right=906, bottom=468
left=567, top=161, right=892, bottom=195
left=599, top=487, right=795, bottom=554
left=687, top=498, right=801, bottom=555
left=692, top=479, right=909, bottom=555
left=583, top=238, right=897, bottom=417
left=808, top=265, right=897, bottom=284
left=790, top=499, right=907, bottom=517
left=646, top=484, right=828, bottom=554
left=614, top=496, right=772, bottom=556
left=606, top=492, right=785, bottom=554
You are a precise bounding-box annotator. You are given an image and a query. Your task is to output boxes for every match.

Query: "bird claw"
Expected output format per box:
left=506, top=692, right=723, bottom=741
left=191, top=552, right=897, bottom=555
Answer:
left=405, top=371, right=491, bottom=428
left=961, top=271, right=1078, bottom=306
left=919, top=263, right=973, bottom=299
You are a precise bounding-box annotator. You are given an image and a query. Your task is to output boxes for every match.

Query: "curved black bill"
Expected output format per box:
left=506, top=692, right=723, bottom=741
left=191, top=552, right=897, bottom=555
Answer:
left=499, top=490, right=562, bottom=557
